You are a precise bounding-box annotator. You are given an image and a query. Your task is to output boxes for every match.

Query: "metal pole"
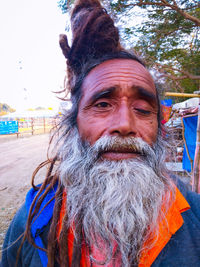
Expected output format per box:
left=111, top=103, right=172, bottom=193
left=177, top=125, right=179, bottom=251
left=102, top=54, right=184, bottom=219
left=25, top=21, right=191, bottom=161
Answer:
left=192, top=91, right=200, bottom=193
left=165, top=92, right=200, bottom=98
left=43, top=117, right=46, bottom=133
left=31, top=118, right=34, bottom=135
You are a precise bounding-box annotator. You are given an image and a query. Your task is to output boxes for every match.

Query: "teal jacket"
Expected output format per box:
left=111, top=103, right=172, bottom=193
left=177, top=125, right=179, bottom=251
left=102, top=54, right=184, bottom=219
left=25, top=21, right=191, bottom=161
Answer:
left=1, top=181, right=200, bottom=267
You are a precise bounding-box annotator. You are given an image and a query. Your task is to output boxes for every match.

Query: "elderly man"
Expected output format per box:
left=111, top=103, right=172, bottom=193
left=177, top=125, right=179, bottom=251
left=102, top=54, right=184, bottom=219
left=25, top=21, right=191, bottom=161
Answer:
left=1, top=0, right=200, bottom=266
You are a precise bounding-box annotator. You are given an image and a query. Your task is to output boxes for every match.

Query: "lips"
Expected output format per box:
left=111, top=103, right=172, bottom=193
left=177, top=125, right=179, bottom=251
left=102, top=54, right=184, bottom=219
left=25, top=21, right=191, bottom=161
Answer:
left=100, top=148, right=142, bottom=160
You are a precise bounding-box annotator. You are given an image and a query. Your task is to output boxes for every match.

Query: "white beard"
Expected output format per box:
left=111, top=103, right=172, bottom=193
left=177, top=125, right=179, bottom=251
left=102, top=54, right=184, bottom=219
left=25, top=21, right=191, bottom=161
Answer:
left=58, top=128, right=173, bottom=266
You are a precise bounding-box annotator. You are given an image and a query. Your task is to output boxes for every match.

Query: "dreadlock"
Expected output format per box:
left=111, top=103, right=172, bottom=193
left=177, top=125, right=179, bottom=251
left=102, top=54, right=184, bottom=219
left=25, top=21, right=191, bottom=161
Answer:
left=17, top=0, right=161, bottom=266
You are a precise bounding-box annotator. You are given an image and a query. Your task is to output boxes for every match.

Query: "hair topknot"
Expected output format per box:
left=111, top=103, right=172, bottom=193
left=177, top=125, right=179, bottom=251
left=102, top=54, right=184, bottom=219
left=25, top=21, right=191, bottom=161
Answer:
left=59, top=0, right=123, bottom=90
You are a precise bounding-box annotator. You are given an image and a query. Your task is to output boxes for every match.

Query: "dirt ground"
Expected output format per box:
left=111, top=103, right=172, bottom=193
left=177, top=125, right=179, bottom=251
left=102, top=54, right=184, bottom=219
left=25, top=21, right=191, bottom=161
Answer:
left=0, top=133, right=50, bottom=254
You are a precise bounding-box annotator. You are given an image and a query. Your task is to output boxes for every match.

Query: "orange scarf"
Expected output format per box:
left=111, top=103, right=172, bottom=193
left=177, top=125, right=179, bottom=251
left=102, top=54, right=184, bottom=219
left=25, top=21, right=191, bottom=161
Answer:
left=57, top=187, right=190, bottom=266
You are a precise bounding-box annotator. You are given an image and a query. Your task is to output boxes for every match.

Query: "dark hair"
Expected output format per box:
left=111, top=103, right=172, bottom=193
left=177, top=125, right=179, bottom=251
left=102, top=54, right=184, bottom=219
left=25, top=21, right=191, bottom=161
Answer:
left=58, top=0, right=162, bottom=129
left=17, top=1, right=162, bottom=266
left=67, top=51, right=145, bottom=127
left=64, top=53, right=161, bottom=132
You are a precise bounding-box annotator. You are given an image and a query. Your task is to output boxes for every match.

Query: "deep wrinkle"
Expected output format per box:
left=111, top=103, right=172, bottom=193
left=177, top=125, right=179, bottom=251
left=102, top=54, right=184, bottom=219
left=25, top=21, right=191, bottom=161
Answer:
left=77, top=59, right=159, bottom=147
left=84, top=85, right=158, bottom=112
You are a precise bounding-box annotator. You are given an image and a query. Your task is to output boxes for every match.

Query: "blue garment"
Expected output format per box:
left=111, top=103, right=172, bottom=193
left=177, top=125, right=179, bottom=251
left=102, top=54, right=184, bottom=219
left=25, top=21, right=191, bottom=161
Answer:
left=1, top=181, right=200, bottom=267
left=25, top=184, right=58, bottom=266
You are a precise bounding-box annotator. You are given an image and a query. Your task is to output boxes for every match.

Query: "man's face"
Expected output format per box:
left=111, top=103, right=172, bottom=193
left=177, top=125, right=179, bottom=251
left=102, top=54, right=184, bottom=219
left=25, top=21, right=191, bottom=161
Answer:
left=77, top=59, right=158, bottom=160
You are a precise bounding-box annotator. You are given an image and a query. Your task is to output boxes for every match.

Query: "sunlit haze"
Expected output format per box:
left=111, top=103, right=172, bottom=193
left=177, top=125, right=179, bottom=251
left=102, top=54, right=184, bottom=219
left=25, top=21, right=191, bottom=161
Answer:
left=0, top=0, right=68, bottom=111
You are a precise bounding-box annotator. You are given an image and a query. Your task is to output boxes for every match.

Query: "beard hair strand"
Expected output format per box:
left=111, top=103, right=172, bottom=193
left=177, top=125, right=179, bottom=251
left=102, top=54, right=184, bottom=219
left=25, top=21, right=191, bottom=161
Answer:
left=58, top=128, right=174, bottom=266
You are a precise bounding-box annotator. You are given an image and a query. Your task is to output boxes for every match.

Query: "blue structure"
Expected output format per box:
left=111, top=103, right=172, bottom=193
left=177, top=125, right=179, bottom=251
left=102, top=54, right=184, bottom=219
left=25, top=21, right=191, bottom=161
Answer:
left=0, top=121, right=19, bottom=135
left=182, top=115, right=197, bottom=172
left=161, top=99, right=172, bottom=107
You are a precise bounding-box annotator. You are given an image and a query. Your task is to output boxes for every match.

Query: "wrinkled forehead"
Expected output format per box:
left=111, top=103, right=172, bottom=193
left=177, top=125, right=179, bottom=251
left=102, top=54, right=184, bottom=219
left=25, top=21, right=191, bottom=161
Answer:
left=78, top=58, right=161, bottom=128
left=81, top=59, right=156, bottom=96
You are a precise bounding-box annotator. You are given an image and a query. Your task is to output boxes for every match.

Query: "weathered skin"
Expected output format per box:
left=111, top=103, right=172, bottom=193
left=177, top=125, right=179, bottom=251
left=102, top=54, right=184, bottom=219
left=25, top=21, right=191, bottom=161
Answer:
left=77, top=59, right=158, bottom=160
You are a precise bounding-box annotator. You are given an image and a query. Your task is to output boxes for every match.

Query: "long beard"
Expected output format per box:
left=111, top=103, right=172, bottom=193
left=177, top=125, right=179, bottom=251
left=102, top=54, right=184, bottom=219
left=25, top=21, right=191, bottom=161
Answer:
left=58, top=128, right=173, bottom=266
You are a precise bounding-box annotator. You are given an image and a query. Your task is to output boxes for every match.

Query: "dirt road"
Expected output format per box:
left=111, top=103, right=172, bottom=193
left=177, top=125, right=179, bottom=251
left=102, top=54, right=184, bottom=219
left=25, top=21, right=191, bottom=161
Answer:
left=0, top=134, right=50, bottom=251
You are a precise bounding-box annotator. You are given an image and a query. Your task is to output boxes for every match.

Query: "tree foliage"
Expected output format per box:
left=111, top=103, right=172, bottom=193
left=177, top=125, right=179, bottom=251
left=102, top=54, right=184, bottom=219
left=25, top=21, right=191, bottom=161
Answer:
left=57, top=0, right=74, bottom=13
left=57, top=0, right=200, bottom=93
left=0, top=103, right=15, bottom=116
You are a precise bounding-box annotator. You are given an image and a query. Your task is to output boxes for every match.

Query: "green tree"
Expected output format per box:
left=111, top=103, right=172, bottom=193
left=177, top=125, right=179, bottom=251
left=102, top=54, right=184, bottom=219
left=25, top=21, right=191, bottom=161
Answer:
left=58, top=0, right=74, bottom=13
left=58, top=0, right=200, bottom=93
left=0, top=103, right=15, bottom=116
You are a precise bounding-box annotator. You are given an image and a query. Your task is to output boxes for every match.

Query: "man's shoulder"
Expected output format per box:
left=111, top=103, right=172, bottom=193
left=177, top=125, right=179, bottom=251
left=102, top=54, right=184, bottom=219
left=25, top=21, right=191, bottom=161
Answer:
left=177, top=178, right=200, bottom=220
left=184, top=187, right=200, bottom=220
left=153, top=178, right=200, bottom=266
left=1, top=184, right=57, bottom=267
left=1, top=204, right=28, bottom=267
left=25, top=184, right=57, bottom=236
left=5, top=203, right=28, bottom=241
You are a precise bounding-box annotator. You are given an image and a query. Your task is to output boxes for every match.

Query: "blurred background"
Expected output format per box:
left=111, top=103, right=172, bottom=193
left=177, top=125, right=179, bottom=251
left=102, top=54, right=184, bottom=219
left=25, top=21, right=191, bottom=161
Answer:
left=0, top=0, right=199, bottom=255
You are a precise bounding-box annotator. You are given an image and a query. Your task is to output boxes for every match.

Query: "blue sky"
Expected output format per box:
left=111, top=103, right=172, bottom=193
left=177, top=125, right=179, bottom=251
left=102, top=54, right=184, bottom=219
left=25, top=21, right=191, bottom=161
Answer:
left=0, top=0, right=68, bottom=111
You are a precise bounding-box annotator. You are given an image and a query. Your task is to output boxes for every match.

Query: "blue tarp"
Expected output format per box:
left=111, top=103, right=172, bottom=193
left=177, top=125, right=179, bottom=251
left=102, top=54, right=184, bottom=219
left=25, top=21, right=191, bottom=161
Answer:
left=161, top=99, right=172, bottom=107
left=182, top=115, right=197, bottom=172
left=0, top=121, right=18, bottom=134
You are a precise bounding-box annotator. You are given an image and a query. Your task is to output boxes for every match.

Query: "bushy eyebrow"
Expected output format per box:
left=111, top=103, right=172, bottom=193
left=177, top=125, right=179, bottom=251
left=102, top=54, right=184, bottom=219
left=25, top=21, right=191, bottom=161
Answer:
left=89, top=86, right=116, bottom=103
left=135, top=86, right=157, bottom=103
left=87, top=85, right=157, bottom=106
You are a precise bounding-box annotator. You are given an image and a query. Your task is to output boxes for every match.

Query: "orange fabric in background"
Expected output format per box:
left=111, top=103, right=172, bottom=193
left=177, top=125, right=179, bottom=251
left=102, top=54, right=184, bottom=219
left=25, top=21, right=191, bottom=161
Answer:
left=161, top=105, right=172, bottom=122
left=57, top=187, right=190, bottom=266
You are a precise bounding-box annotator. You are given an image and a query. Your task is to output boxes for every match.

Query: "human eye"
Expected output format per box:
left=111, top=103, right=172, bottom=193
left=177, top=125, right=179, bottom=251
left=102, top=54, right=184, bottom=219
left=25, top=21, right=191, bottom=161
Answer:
left=134, top=108, right=151, bottom=114
left=94, top=101, right=111, bottom=108
left=133, top=100, right=154, bottom=116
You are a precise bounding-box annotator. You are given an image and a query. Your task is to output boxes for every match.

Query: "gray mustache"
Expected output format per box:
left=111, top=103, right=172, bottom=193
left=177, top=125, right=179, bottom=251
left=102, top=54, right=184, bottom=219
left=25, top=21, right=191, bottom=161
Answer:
left=90, top=136, right=153, bottom=158
left=99, top=143, right=144, bottom=154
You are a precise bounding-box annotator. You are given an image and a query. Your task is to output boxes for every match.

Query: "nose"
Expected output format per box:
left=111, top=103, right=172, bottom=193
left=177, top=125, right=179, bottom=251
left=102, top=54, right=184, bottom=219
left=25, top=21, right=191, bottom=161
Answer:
left=108, top=103, right=136, bottom=137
